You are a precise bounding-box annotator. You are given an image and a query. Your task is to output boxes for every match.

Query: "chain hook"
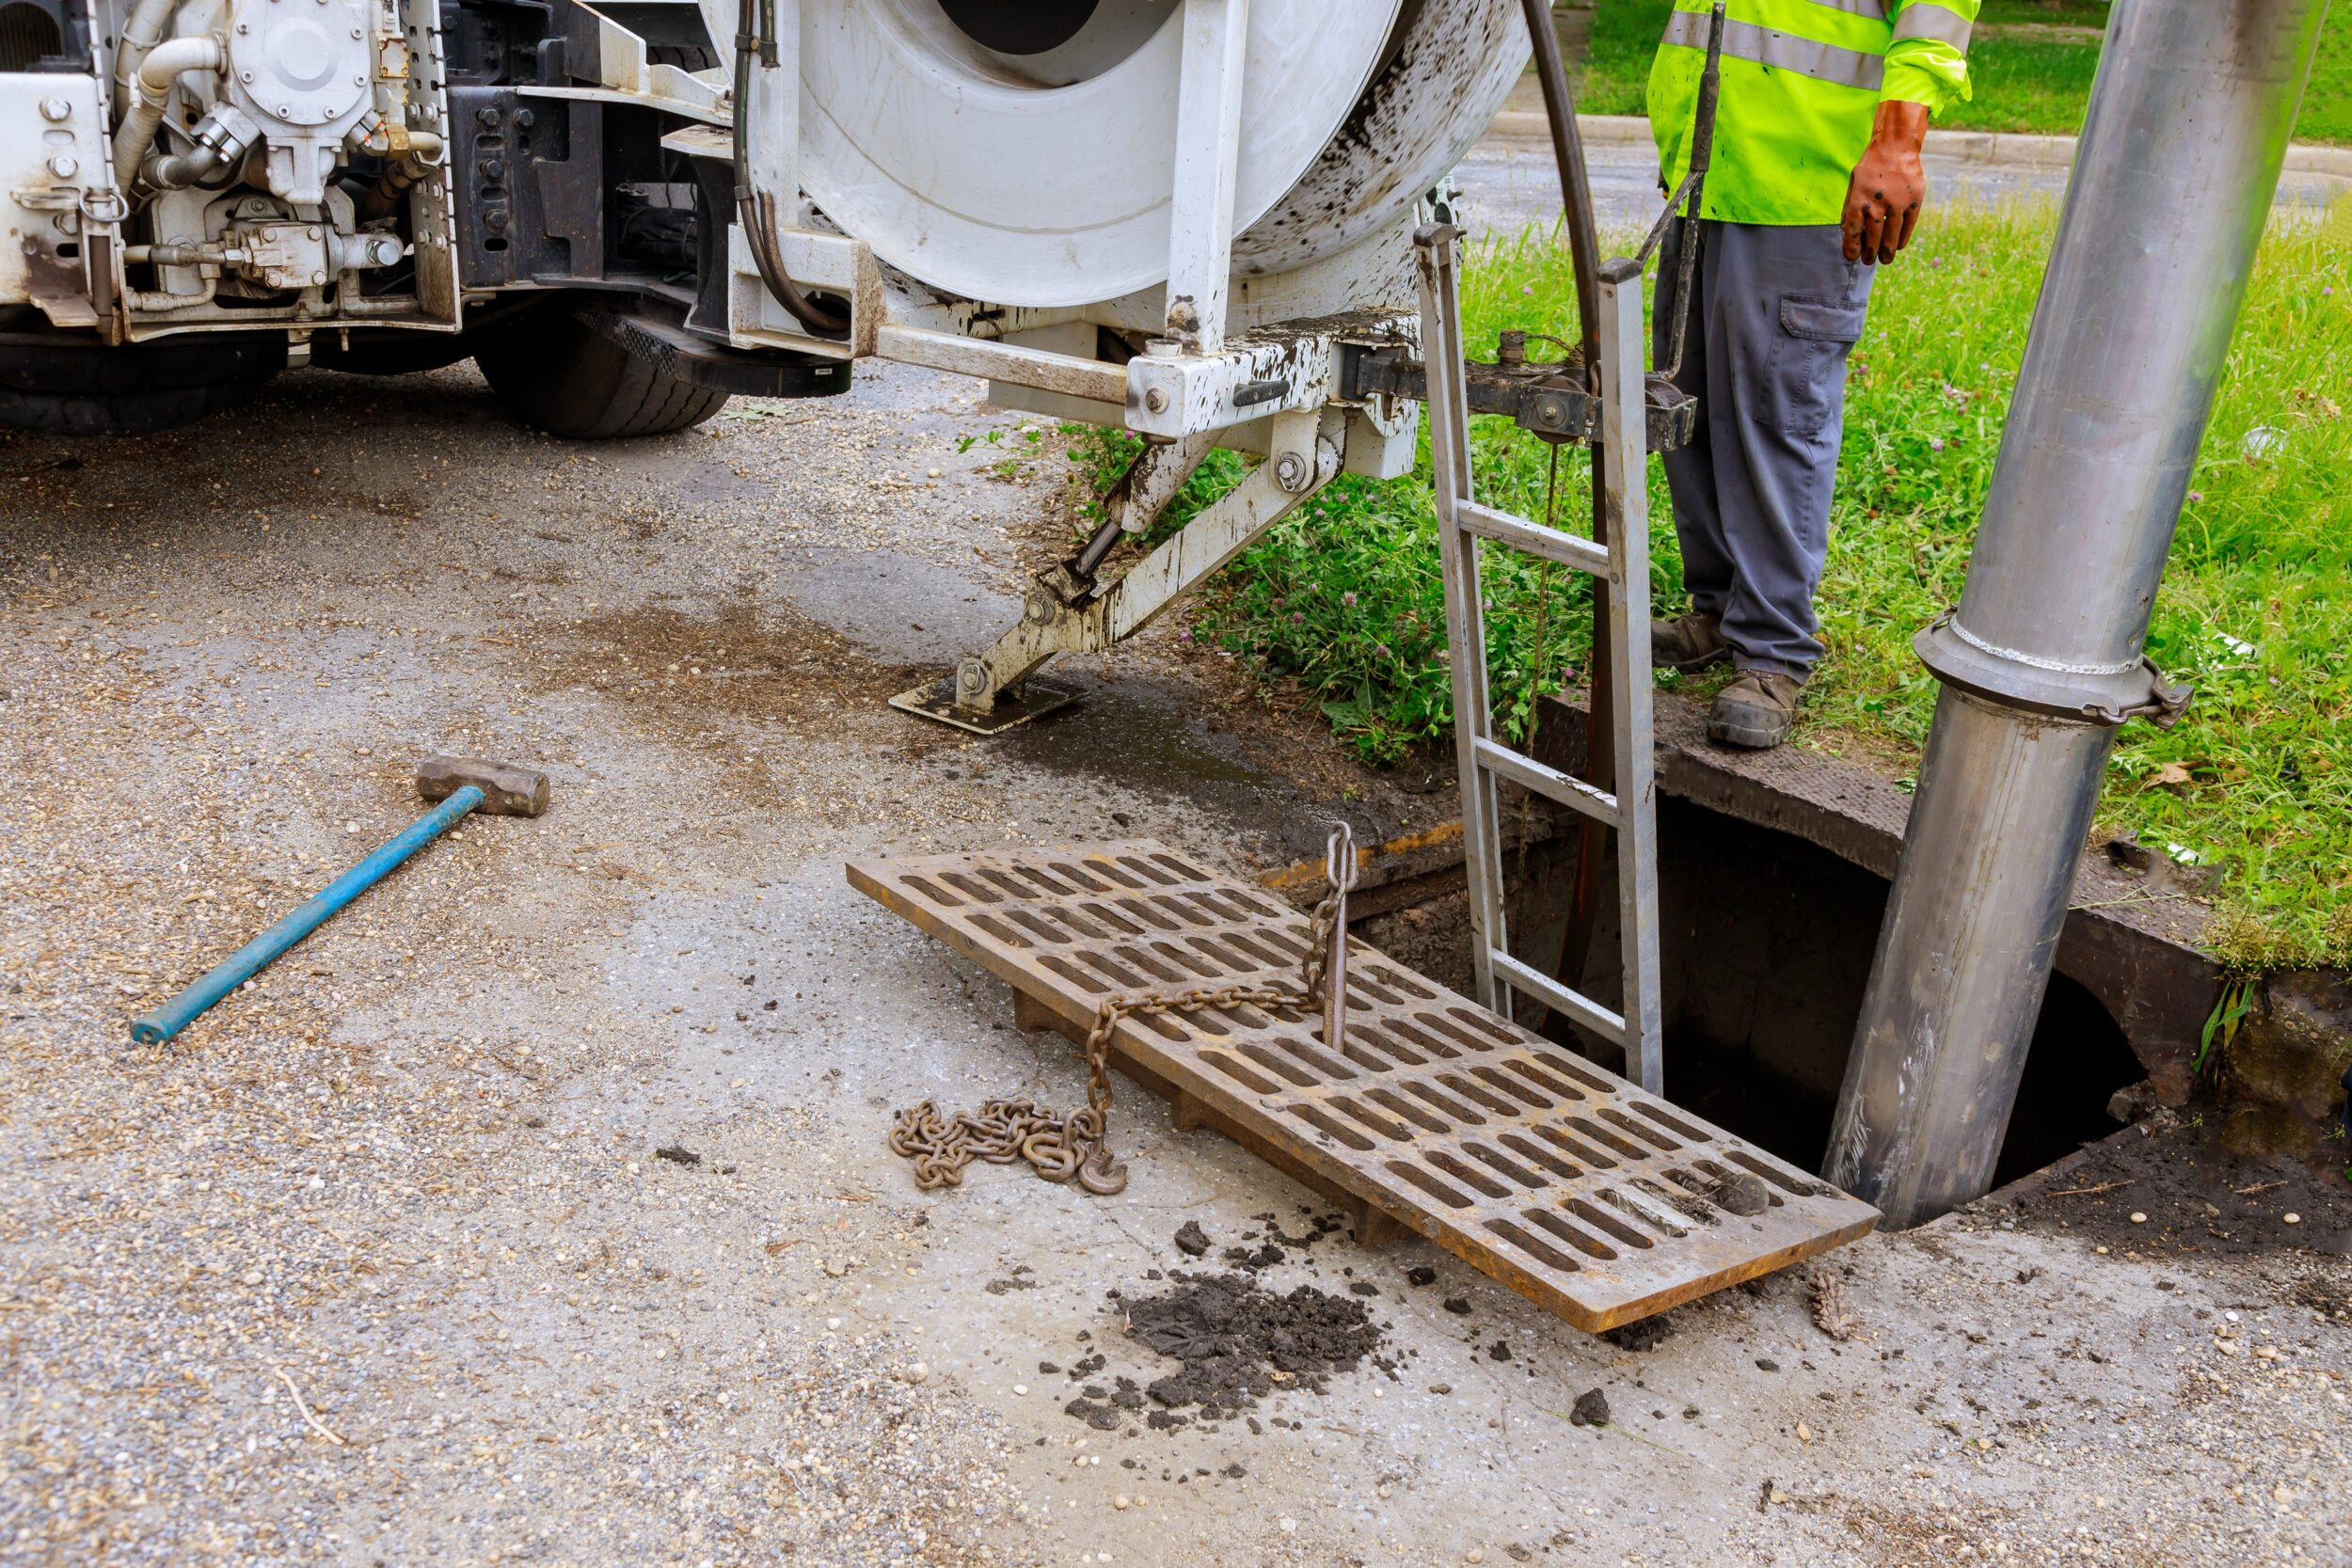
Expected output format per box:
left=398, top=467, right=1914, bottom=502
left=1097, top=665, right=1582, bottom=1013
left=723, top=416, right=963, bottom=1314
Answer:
left=889, top=839, right=1359, bottom=1198
left=1320, top=821, right=1356, bottom=1051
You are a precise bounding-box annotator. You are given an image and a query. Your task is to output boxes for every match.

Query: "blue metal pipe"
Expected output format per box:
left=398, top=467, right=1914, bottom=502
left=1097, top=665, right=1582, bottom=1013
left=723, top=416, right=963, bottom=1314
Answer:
left=131, top=784, right=485, bottom=1046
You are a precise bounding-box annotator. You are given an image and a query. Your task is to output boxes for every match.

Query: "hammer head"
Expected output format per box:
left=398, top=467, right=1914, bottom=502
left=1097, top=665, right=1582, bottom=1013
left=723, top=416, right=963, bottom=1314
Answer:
left=416, top=755, right=549, bottom=818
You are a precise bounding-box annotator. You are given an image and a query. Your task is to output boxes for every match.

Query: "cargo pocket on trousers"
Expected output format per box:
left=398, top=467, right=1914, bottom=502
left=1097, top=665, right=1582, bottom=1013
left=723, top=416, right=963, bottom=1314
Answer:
left=1764, top=294, right=1867, bottom=439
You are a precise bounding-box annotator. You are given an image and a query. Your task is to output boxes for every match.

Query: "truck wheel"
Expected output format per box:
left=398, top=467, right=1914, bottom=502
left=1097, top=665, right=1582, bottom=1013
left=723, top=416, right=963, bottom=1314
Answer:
left=472, top=308, right=728, bottom=439
left=0, top=328, right=285, bottom=436
left=647, top=44, right=720, bottom=71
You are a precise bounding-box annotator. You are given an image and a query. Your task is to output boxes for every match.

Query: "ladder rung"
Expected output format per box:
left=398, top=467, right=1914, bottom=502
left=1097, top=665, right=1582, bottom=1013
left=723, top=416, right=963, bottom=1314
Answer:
left=1490, top=949, right=1627, bottom=1046
left=1457, top=499, right=1611, bottom=577
left=1472, top=737, right=1619, bottom=828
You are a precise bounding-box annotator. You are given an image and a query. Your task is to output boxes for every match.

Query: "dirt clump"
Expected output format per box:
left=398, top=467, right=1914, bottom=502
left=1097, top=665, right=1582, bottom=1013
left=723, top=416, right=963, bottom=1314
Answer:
left=1214, top=1209, right=1345, bottom=1271
left=1601, top=1314, right=1673, bottom=1353
left=1063, top=1271, right=1383, bottom=1430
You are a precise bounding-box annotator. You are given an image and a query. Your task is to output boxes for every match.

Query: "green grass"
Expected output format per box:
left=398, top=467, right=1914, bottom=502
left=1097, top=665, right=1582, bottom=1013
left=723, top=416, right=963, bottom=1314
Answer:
left=2303, top=19, right=2352, bottom=145
left=1973, top=2, right=2106, bottom=24
left=1930, top=37, right=2100, bottom=135
left=1076, top=201, right=2352, bottom=970
left=1566, top=0, right=2347, bottom=145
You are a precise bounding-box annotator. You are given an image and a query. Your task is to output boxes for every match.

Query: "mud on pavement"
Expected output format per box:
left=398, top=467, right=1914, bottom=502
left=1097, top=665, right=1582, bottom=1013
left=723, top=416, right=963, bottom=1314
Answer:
left=0, top=360, right=2345, bottom=1568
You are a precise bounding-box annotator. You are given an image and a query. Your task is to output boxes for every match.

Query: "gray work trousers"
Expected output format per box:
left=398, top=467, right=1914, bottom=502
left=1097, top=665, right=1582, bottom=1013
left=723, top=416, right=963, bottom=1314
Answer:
left=1654, top=218, right=1874, bottom=676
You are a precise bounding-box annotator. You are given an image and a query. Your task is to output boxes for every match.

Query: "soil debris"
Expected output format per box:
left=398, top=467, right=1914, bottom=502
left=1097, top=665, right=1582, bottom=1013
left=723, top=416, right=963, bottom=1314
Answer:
left=1601, top=1315, right=1673, bottom=1354
left=1173, top=1219, right=1212, bottom=1257
left=1709, top=1171, right=1771, bottom=1216
left=1065, top=1272, right=1382, bottom=1431
left=1568, top=1388, right=1611, bottom=1428
left=652, top=1143, right=702, bottom=1167
left=1406, top=1265, right=1437, bottom=1288
left=1256, top=1211, right=1343, bottom=1248
left=1065, top=1396, right=1121, bottom=1432
left=531, top=600, right=928, bottom=748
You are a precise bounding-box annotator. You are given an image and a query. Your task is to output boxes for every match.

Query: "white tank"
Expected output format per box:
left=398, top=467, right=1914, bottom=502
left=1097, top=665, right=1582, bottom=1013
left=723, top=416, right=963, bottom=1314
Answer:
left=794, top=0, right=1529, bottom=309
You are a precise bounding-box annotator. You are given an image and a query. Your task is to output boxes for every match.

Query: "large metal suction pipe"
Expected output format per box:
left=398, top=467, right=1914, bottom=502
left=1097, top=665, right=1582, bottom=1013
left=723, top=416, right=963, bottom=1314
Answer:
left=1825, top=0, right=2329, bottom=1229
left=111, top=34, right=226, bottom=191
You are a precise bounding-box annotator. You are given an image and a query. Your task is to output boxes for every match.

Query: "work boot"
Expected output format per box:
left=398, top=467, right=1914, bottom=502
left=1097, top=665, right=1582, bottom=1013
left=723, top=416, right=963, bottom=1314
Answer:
left=1707, top=669, right=1806, bottom=751
left=1650, top=611, right=1730, bottom=673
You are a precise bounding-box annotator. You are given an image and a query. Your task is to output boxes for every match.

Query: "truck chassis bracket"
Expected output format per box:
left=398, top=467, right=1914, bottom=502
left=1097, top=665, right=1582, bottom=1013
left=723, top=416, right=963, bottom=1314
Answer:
left=891, top=407, right=1341, bottom=735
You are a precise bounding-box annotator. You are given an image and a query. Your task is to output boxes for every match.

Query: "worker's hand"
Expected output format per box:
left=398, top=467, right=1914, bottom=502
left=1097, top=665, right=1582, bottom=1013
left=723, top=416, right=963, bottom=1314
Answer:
left=1842, top=102, right=1930, bottom=265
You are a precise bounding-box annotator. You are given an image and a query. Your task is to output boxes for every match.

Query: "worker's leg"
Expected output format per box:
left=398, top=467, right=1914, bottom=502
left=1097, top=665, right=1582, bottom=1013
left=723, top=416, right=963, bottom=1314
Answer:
left=1696, top=221, right=1874, bottom=676
left=1654, top=215, right=1733, bottom=628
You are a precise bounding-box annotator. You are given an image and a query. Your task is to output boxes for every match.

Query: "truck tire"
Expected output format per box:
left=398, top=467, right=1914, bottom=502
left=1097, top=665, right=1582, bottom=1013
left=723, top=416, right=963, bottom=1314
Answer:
left=0, top=328, right=285, bottom=436
left=647, top=43, right=719, bottom=71
left=472, top=307, right=728, bottom=439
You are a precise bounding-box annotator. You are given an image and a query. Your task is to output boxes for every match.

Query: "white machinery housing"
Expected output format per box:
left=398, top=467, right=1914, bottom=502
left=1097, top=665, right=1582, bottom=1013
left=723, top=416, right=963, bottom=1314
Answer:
left=0, top=0, right=1527, bottom=714
left=707, top=0, right=1531, bottom=724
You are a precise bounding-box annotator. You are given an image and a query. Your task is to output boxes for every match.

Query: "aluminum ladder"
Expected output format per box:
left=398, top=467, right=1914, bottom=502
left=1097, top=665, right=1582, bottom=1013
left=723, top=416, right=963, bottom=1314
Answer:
left=1412, top=225, right=1664, bottom=1094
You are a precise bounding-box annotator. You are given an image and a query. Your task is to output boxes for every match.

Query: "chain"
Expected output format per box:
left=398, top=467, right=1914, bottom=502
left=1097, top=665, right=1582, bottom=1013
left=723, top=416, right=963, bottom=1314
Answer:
left=889, top=827, right=1359, bottom=1198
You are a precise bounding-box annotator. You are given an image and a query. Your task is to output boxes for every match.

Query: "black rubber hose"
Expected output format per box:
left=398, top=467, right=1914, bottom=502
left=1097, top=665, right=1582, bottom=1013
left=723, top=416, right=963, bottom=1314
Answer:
left=1518, top=0, right=1617, bottom=1045
left=732, top=0, right=850, bottom=339
left=1517, top=0, right=1602, bottom=386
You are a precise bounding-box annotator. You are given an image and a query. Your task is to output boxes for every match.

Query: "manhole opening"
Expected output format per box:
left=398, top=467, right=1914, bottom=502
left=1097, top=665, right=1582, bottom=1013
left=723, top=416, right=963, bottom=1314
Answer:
left=1357, top=795, right=2143, bottom=1189
left=1662, top=966, right=2137, bottom=1191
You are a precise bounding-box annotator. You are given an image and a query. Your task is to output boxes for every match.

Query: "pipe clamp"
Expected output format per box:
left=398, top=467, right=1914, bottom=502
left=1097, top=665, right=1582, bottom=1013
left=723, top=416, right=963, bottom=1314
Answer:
left=1915, top=611, right=2193, bottom=729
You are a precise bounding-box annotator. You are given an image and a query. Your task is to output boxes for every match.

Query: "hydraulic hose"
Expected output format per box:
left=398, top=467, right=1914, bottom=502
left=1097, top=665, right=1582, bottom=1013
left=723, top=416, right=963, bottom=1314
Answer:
left=358, top=160, right=423, bottom=224
left=111, top=0, right=180, bottom=108
left=143, top=141, right=225, bottom=192
left=350, top=120, right=447, bottom=223
left=112, top=35, right=226, bottom=191
left=1516, top=0, right=1600, bottom=384
left=732, top=0, right=849, bottom=338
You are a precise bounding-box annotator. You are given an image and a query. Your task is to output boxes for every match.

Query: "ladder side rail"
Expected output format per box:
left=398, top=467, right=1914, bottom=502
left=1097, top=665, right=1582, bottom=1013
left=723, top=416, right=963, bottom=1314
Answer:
left=1415, top=224, right=1512, bottom=1017
left=1596, top=259, right=1665, bottom=1094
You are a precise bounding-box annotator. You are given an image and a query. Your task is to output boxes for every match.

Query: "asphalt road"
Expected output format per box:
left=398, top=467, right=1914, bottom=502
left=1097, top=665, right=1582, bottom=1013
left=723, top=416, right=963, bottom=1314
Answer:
left=1452, top=129, right=2348, bottom=238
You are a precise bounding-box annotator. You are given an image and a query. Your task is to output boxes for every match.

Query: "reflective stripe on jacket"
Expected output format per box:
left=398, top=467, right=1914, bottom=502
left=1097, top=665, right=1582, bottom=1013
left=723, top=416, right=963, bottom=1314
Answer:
left=1647, top=0, right=1978, bottom=227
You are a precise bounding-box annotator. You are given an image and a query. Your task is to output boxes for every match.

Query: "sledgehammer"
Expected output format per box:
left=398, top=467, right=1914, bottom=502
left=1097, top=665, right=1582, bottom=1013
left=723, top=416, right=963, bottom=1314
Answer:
left=131, top=757, right=548, bottom=1045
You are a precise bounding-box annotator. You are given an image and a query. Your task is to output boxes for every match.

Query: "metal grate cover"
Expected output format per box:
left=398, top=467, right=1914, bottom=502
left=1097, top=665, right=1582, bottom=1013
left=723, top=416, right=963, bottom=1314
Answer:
left=849, top=841, right=1877, bottom=1330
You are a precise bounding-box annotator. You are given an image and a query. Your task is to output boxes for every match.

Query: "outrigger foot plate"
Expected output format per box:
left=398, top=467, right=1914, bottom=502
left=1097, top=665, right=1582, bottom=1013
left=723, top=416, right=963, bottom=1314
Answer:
left=887, top=677, right=1083, bottom=736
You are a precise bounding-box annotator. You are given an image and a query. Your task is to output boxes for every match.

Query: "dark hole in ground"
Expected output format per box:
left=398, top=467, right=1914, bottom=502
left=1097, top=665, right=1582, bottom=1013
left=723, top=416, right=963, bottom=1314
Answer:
left=1497, top=795, right=2142, bottom=1187
left=1662, top=963, right=2137, bottom=1189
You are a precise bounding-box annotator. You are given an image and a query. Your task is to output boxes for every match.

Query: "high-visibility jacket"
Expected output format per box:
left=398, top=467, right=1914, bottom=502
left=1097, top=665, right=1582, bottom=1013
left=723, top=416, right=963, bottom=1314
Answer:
left=1648, top=0, right=1979, bottom=227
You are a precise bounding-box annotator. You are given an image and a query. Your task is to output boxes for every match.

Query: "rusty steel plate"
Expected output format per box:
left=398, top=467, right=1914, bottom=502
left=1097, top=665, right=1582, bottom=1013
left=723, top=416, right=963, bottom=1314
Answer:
left=848, top=841, right=1878, bottom=1330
